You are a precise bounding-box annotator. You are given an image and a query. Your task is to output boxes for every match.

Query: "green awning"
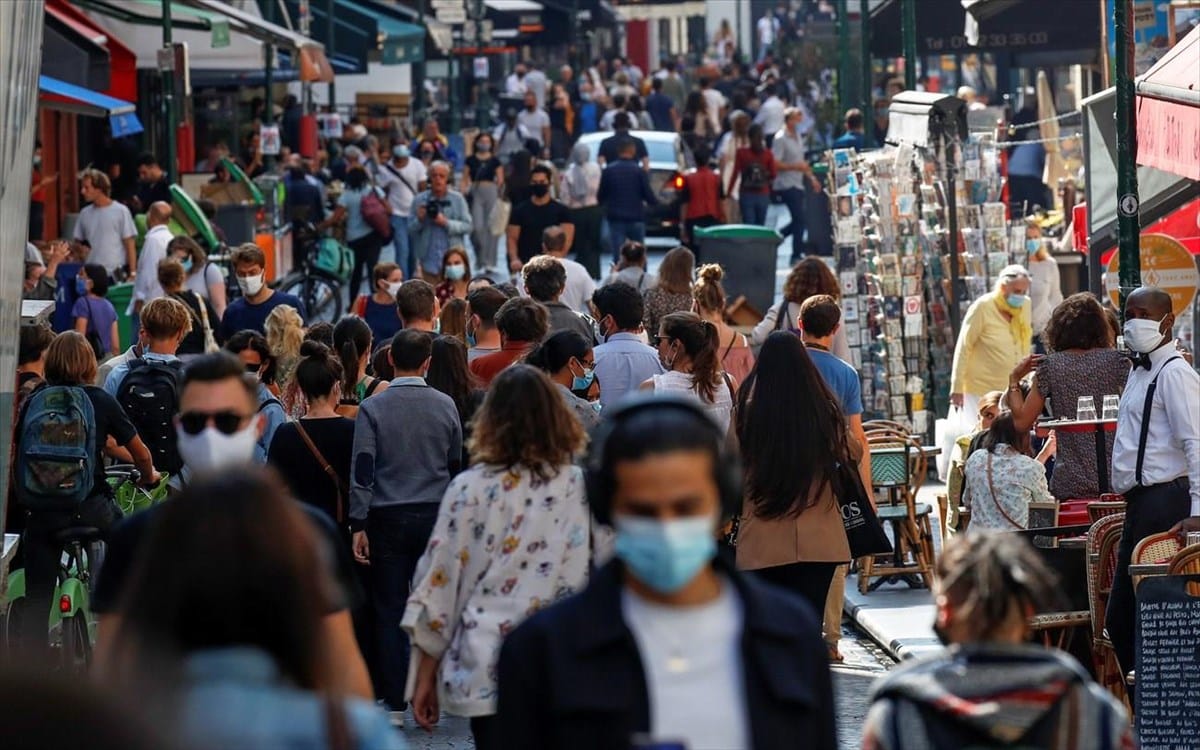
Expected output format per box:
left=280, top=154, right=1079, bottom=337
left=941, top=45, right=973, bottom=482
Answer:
left=351, top=0, right=425, bottom=65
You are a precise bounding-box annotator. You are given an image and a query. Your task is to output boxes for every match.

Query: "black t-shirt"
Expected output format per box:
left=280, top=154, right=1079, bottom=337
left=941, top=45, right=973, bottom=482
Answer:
left=509, top=199, right=573, bottom=262
left=598, top=133, right=648, bottom=164
left=136, top=178, right=171, bottom=212
left=170, top=291, right=220, bottom=354
left=268, top=417, right=356, bottom=525
left=466, top=155, right=502, bottom=183
left=92, top=498, right=362, bottom=615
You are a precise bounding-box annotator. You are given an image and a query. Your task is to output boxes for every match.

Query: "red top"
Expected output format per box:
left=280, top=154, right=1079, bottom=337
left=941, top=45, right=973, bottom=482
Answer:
left=732, top=147, right=777, bottom=195
left=469, top=342, right=532, bottom=385
left=31, top=168, right=45, bottom=203
left=681, top=167, right=724, bottom=221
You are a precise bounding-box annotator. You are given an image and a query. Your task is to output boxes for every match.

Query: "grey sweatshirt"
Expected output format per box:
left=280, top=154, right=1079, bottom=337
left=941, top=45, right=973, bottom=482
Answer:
left=349, top=378, right=463, bottom=531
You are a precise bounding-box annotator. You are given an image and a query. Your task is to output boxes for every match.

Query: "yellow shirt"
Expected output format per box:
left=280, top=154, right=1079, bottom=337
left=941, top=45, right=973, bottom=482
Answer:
left=950, top=291, right=1030, bottom=396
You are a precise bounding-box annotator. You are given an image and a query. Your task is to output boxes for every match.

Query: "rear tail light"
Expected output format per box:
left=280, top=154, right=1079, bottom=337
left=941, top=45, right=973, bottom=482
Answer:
left=59, top=594, right=71, bottom=614
left=673, top=175, right=684, bottom=189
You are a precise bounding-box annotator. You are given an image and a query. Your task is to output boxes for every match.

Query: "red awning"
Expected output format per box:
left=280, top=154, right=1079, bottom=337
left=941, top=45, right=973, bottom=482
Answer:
left=1135, top=25, right=1200, bottom=182
left=47, top=0, right=138, bottom=103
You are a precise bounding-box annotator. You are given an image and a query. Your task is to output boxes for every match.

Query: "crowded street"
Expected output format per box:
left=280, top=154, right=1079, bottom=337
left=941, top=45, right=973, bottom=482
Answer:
left=2, top=0, right=1200, bottom=748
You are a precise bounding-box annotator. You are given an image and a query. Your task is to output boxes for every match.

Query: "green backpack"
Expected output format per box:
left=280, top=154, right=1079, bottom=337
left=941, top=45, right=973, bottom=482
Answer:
left=315, top=237, right=354, bottom=282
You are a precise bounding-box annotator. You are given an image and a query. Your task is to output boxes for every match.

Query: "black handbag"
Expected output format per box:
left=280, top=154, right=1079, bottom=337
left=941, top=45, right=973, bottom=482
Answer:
left=834, top=461, right=893, bottom=558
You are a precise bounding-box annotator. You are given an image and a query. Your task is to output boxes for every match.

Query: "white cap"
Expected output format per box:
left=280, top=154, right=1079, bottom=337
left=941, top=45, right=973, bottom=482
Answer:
left=25, top=242, right=44, bottom=267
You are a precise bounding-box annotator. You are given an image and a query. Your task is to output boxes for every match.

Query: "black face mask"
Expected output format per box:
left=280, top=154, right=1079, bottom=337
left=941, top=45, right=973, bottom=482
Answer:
left=530, top=184, right=550, bottom=198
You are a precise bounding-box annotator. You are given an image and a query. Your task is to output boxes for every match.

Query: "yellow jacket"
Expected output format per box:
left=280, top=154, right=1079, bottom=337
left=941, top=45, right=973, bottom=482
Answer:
left=950, top=291, right=1031, bottom=396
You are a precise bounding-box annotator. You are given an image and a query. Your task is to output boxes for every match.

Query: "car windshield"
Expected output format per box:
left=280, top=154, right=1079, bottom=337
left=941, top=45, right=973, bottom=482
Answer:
left=645, top=140, right=677, bottom=164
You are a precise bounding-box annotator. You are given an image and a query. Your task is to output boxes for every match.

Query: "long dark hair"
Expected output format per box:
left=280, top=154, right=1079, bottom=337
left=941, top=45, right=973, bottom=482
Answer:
left=660, top=312, right=721, bottom=403
left=736, top=331, right=851, bottom=519
left=107, top=471, right=335, bottom=690
left=426, top=335, right=477, bottom=421
left=294, top=340, right=343, bottom=402
left=983, top=411, right=1029, bottom=454
left=748, top=123, right=765, bottom=153
left=333, top=315, right=372, bottom=395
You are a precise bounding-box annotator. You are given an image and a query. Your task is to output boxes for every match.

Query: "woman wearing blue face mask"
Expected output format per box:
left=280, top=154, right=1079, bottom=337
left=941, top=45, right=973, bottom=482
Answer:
left=434, top=246, right=472, bottom=305
left=72, top=263, right=120, bottom=360
left=496, top=395, right=838, bottom=750
left=949, top=264, right=1033, bottom=420
left=527, top=330, right=601, bottom=429
left=1024, top=221, right=1062, bottom=354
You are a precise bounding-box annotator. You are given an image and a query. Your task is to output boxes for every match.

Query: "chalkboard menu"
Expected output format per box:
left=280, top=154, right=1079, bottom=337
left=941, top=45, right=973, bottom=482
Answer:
left=1135, top=575, right=1200, bottom=748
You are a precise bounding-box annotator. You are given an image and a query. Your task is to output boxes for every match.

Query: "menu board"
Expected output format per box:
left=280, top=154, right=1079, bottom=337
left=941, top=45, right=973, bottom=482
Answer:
left=1135, top=575, right=1200, bottom=748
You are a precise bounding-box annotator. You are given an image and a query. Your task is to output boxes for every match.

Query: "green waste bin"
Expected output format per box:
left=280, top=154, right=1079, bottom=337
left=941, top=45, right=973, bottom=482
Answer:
left=108, top=282, right=134, bottom=351
left=694, top=225, right=783, bottom=315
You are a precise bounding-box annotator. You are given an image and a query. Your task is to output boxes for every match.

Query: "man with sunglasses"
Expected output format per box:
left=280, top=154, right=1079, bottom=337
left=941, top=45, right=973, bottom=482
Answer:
left=93, top=352, right=373, bottom=699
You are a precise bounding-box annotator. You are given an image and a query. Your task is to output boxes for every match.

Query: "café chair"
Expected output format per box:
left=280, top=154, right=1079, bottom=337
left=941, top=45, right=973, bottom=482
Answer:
left=856, top=431, right=935, bottom=594
left=1016, top=524, right=1093, bottom=653
left=1131, top=531, right=1182, bottom=590
left=1168, top=543, right=1200, bottom=595
left=1086, top=513, right=1127, bottom=703
left=1088, top=500, right=1127, bottom=524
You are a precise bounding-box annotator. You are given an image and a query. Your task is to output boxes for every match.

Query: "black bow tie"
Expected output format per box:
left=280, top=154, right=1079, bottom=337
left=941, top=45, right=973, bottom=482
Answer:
left=1132, top=352, right=1153, bottom=370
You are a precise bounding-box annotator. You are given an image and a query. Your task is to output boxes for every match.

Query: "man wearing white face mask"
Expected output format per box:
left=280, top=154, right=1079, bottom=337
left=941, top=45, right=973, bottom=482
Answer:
left=1106, top=286, right=1200, bottom=684
left=92, top=351, right=374, bottom=700
left=497, top=396, right=837, bottom=749
left=217, top=244, right=307, bottom=341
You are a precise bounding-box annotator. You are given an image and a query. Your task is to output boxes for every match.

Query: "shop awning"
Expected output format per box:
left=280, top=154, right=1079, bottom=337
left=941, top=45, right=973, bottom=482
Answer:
left=38, top=75, right=144, bottom=138
left=884, top=91, right=968, bottom=148
left=43, top=3, right=110, bottom=90
left=1135, top=25, right=1200, bottom=181
left=282, top=0, right=425, bottom=69
left=47, top=0, right=139, bottom=102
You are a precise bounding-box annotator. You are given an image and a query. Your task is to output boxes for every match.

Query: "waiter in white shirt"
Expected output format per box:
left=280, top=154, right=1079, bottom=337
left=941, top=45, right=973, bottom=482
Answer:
left=1105, top=286, right=1200, bottom=680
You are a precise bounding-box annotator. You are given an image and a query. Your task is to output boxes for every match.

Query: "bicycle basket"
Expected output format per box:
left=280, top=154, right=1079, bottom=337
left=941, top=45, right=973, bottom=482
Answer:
left=109, top=473, right=172, bottom=516
left=315, top=238, right=354, bottom=282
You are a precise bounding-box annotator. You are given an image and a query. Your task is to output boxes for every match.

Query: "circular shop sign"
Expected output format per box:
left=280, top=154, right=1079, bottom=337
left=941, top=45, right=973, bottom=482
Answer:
left=1106, top=233, right=1200, bottom=316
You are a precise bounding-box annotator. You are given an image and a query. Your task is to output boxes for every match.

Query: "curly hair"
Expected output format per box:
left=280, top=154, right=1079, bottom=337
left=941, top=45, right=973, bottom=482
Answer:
left=1044, top=292, right=1113, bottom=353
left=783, top=257, right=840, bottom=304
left=467, top=365, right=585, bottom=480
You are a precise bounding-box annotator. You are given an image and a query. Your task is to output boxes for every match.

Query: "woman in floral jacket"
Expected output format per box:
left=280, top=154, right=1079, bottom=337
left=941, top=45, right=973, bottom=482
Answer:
left=402, top=365, right=590, bottom=748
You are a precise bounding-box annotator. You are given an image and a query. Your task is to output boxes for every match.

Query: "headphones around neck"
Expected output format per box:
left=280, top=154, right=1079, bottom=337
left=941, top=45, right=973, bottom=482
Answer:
left=584, top=394, right=743, bottom=525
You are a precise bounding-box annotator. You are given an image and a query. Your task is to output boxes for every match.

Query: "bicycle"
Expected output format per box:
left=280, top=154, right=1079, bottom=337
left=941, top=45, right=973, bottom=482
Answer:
left=276, top=222, right=349, bottom=323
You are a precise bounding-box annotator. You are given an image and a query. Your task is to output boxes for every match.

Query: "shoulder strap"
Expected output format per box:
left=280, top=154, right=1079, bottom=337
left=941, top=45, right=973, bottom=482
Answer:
left=192, top=291, right=214, bottom=335
left=383, top=161, right=417, bottom=195
left=258, top=396, right=281, bottom=413
left=294, top=420, right=349, bottom=524
left=722, top=331, right=737, bottom=360
left=1136, top=355, right=1183, bottom=485
left=986, top=452, right=1026, bottom=529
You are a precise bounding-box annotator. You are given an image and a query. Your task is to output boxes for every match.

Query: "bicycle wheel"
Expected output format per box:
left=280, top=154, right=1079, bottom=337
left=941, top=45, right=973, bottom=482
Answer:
left=281, top=274, right=342, bottom=323
left=1, top=597, right=28, bottom=662
left=60, top=613, right=91, bottom=674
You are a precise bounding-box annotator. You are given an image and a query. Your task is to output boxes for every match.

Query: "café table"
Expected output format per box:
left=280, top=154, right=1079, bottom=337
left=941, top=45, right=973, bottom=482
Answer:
left=1039, top=417, right=1118, bottom=494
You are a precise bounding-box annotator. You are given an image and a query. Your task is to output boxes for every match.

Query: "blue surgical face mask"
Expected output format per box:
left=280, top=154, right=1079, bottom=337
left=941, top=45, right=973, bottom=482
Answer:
left=613, top=514, right=717, bottom=594
left=1025, top=238, right=1041, bottom=254
left=75, top=277, right=89, bottom=296
left=181, top=256, right=194, bottom=272
left=445, top=263, right=466, bottom=281
left=590, top=400, right=603, bottom=414
left=1006, top=293, right=1027, bottom=308
left=570, top=359, right=595, bottom=392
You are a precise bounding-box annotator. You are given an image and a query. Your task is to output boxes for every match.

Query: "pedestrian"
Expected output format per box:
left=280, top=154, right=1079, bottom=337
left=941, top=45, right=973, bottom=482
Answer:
left=223, top=330, right=287, bottom=463
left=28, top=140, right=53, bottom=241
left=1024, top=220, right=1062, bottom=352
left=395, top=278, right=441, bottom=333
left=602, top=240, right=657, bottom=293
left=1006, top=293, right=1130, bottom=501
left=406, top=365, right=589, bottom=747
left=517, top=90, right=551, bottom=155
left=332, top=315, right=388, bottom=419
left=350, top=329, right=463, bottom=724
left=506, top=164, right=574, bottom=275
left=693, top=264, right=754, bottom=386
left=598, top=140, right=658, bottom=264
left=597, top=112, right=649, bottom=168
left=549, top=83, right=575, bottom=162
left=1105, top=286, right=1200, bottom=681
left=469, top=297, right=549, bottom=385
left=218, top=244, right=307, bottom=340
left=732, top=123, right=776, bottom=226
left=434, top=246, right=472, bottom=304
left=592, top=281, right=663, bottom=408
left=862, top=533, right=1133, bottom=750
left=264, top=304, right=304, bottom=398
left=1007, top=108, right=1051, bottom=215
left=961, top=412, right=1054, bottom=532
left=946, top=391, right=1004, bottom=530
left=678, top=145, right=724, bottom=252
left=424, top=334, right=485, bottom=467
left=644, top=77, right=677, bottom=132
left=132, top=202, right=173, bottom=315
left=642, top=246, right=694, bottom=337
left=751, top=258, right=849, bottom=356
left=497, top=395, right=838, bottom=749
left=643, top=312, right=735, bottom=434
left=505, top=61, right=529, bottom=96
left=376, top=144, right=428, bottom=280
left=757, top=9, right=780, bottom=61
left=321, top=166, right=388, bottom=299
left=717, top=111, right=751, bottom=223
left=72, top=263, right=121, bottom=360
left=168, top=236, right=227, bottom=320
left=465, top=286, right=508, bottom=362
left=97, top=471, right=401, bottom=749
left=522, top=254, right=597, bottom=344
left=22, top=240, right=64, bottom=302
left=494, top=107, right=536, bottom=166
left=541, top=225, right=596, bottom=313
left=527, top=330, right=601, bottom=429
left=14, top=331, right=159, bottom=662
left=15, top=320, right=53, bottom=411
left=753, top=84, right=786, bottom=145
left=558, top=143, right=603, bottom=280
left=158, top=259, right=219, bottom=356
left=461, top=133, right=503, bottom=275
left=699, top=77, right=727, bottom=137
left=411, top=161, right=472, bottom=282
left=773, top=107, right=815, bottom=258
left=73, top=169, right=136, bottom=278
left=350, top=262, right=404, bottom=347
left=949, top=265, right=1032, bottom=418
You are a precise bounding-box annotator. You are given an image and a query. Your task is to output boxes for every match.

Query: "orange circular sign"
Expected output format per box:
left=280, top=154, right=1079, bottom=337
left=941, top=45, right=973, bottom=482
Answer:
left=1106, top=233, right=1200, bottom=316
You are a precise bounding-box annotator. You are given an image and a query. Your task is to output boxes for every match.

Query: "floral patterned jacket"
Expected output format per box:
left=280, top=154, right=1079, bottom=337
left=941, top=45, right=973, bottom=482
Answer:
left=401, top=463, right=591, bottom=717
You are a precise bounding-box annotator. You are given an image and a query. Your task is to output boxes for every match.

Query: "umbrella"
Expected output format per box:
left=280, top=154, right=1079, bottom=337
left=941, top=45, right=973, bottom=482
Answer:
left=1036, top=70, right=1069, bottom=207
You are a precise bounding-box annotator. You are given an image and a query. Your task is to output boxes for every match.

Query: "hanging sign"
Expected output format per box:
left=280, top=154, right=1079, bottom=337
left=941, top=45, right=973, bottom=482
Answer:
left=1106, top=233, right=1200, bottom=316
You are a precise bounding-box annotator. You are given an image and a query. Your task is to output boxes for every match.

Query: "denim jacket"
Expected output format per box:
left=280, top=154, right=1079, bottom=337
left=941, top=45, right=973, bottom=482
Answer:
left=181, top=647, right=405, bottom=750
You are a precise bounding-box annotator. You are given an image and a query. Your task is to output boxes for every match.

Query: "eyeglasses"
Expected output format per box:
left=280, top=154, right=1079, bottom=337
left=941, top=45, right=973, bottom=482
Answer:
left=178, top=410, right=252, bottom=436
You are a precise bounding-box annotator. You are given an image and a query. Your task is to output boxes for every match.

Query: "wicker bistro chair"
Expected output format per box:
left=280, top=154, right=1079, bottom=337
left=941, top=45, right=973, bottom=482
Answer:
left=1131, top=531, right=1183, bottom=591
left=1086, top=513, right=1127, bottom=703
left=1017, top=524, right=1094, bottom=653
left=856, top=432, right=936, bottom=593
left=1088, top=500, right=1127, bottom=524
left=1168, top=543, right=1200, bottom=595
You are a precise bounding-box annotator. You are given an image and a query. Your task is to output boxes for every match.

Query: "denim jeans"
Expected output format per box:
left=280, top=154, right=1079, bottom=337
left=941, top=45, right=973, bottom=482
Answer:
left=367, top=503, right=440, bottom=709
left=739, top=192, right=770, bottom=227
left=389, top=215, right=413, bottom=280
left=778, top=187, right=806, bottom=258
left=606, top=219, right=646, bottom=264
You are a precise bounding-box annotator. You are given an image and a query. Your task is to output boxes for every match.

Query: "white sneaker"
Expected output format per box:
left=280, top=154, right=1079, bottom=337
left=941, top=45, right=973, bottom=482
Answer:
left=388, top=710, right=405, bottom=728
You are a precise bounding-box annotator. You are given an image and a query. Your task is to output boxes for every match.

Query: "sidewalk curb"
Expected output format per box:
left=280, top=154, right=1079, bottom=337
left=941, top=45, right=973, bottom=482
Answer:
left=843, top=579, right=943, bottom=663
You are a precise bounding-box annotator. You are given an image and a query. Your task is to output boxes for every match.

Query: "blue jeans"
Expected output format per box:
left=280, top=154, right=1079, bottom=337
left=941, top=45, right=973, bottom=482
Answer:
left=366, top=503, right=439, bottom=709
left=778, top=187, right=806, bottom=258
left=606, top=218, right=646, bottom=264
left=389, top=215, right=413, bottom=280
left=739, top=192, right=770, bottom=226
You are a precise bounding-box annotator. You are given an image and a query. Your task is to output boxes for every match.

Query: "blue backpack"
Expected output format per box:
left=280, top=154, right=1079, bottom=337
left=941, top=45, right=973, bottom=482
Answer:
left=16, top=385, right=97, bottom=511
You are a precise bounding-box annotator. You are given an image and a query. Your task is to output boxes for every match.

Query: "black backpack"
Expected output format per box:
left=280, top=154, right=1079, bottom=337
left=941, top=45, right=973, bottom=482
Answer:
left=116, top=357, right=184, bottom=474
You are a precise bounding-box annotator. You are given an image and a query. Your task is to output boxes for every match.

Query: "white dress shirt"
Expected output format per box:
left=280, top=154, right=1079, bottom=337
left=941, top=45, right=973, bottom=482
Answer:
left=754, top=95, right=786, bottom=138
left=132, top=224, right=174, bottom=309
left=1111, top=344, right=1200, bottom=514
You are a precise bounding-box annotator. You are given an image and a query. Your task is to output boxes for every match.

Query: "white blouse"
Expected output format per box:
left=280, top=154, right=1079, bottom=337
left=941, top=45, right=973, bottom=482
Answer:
left=651, top=370, right=735, bottom=435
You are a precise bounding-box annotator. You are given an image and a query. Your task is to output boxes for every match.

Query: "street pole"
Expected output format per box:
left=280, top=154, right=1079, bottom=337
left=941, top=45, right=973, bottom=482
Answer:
left=263, top=0, right=276, bottom=172
left=860, top=0, right=873, bottom=148
left=475, top=0, right=487, bottom=129
left=414, top=0, right=426, bottom=119
left=836, top=0, right=850, bottom=124
left=901, top=0, right=917, bottom=91
left=326, top=0, right=336, bottom=109
left=1114, top=0, right=1141, bottom=314
left=162, top=0, right=177, bottom=180
left=300, top=0, right=312, bottom=117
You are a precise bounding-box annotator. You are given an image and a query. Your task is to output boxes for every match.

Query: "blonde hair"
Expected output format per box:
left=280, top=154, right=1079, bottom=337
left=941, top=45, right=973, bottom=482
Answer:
left=140, top=297, right=193, bottom=340
left=692, top=263, right=727, bottom=315
left=265, top=305, right=305, bottom=384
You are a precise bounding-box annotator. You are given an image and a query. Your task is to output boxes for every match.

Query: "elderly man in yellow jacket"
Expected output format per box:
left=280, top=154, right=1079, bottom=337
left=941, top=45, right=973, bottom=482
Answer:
left=950, top=265, right=1033, bottom=419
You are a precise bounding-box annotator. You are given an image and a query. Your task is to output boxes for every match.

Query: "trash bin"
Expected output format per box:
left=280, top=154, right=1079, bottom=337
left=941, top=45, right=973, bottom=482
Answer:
left=107, top=282, right=134, bottom=351
left=694, top=225, right=782, bottom=315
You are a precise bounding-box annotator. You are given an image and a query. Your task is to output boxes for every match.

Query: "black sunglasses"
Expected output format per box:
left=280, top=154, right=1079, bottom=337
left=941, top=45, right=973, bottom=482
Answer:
left=178, top=410, right=251, bottom=436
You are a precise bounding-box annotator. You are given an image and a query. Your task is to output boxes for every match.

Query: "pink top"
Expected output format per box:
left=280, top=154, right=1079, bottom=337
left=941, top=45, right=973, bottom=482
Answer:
left=720, top=333, right=756, bottom=385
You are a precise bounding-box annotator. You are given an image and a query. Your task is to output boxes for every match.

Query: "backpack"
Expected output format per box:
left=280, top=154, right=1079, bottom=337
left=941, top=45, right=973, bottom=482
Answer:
left=741, top=158, right=770, bottom=191
left=359, top=188, right=394, bottom=240
left=16, top=385, right=97, bottom=511
left=315, top=237, right=354, bottom=282
left=116, top=357, right=184, bottom=474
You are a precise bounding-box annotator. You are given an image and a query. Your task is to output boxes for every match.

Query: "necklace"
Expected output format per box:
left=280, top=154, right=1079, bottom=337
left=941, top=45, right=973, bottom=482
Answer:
left=629, top=598, right=694, bottom=674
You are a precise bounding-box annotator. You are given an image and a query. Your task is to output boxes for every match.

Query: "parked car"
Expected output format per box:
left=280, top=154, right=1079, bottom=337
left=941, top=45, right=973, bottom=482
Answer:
left=575, top=131, right=685, bottom=246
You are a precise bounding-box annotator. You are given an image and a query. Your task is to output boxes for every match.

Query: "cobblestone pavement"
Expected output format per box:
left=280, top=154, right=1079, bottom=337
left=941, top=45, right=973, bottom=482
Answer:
left=399, top=620, right=895, bottom=750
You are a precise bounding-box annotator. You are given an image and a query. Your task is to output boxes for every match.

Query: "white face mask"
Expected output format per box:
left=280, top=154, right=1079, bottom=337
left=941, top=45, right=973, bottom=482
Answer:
left=1123, top=317, right=1168, bottom=354
left=176, top=423, right=258, bottom=474
left=386, top=280, right=403, bottom=297
left=237, top=273, right=265, bottom=297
